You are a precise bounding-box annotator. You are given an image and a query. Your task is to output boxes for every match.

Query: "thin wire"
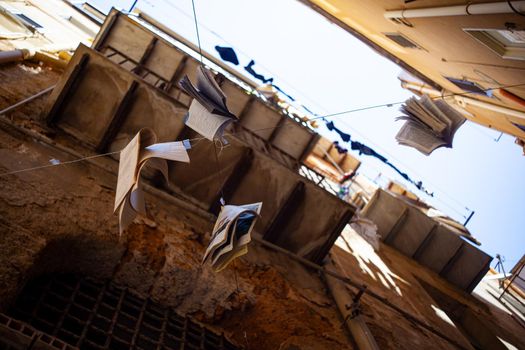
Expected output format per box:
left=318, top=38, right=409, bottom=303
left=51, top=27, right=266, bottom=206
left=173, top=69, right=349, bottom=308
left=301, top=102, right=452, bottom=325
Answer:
left=231, top=260, right=249, bottom=350
left=190, top=0, right=204, bottom=65
left=309, top=82, right=525, bottom=121
left=212, top=140, right=227, bottom=203
left=160, top=0, right=329, bottom=114
left=0, top=151, right=120, bottom=177
left=0, top=137, right=206, bottom=177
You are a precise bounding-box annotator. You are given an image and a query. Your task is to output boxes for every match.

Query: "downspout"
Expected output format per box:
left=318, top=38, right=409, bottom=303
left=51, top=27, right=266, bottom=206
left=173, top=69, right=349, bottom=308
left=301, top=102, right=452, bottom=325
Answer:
left=324, top=258, right=380, bottom=350
left=0, top=49, right=31, bottom=64
left=455, top=95, right=525, bottom=121
left=499, top=89, right=525, bottom=108
left=400, top=81, right=525, bottom=121
left=0, top=49, right=67, bottom=70
left=400, top=81, right=474, bottom=117
left=385, top=1, right=525, bottom=20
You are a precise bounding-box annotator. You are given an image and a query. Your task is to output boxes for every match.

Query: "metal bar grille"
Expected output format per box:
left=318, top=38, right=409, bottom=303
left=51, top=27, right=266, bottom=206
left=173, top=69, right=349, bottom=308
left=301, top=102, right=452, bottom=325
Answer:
left=8, top=275, right=239, bottom=350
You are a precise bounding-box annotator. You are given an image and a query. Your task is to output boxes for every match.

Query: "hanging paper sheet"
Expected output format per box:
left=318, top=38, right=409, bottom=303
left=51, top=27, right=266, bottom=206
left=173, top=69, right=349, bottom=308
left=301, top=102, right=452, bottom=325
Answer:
left=179, top=66, right=237, bottom=141
left=114, top=128, right=191, bottom=234
left=203, top=202, right=262, bottom=272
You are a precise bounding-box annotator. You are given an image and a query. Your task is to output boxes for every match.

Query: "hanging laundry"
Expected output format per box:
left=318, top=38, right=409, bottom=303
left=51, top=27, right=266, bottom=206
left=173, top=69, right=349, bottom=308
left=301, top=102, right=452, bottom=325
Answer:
left=114, top=128, right=191, bottom=234
left=333, top=141, right=348, bottom=154
left=203, top=202, right=262, bottom=272
left=350, top=141, right=387, bottom=163
left=244, top=60, right=273, bottom=84
left=214, top=45, right=239, bottom=65
left=385, top=161, right=410, bottom=181
left=272, top=84, right=295, bottom=102
left=179, top=66, right=237, bottom=141
left=323, top=119, right=433, bottom=196
left=326, top=121, right=351, bottom=142
left=339, top=172, right=355, bottom=184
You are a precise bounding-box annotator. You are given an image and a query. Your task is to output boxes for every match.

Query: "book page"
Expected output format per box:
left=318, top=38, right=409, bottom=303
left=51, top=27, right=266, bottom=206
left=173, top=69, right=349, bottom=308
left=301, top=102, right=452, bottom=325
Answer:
left=396, top=121, right=446, bottom=155
left=114, top=132, right=141, bottom=212
left=143, top=141, right=191, bottom=163
left=186, top=100, right=234, bottom=141
left=404, top=97, right=447, bottom=134
left=202, top=204, right=258, bottom=264
left=435, top=100, right=466, bottom=144
left=206, top=203, right=262, bottom=271
left=211, top=205, right=261, bottom=270
left=118, top=195, right=136, bottom=235
left=196, top=66, right=227, bottom=111
left=420, top=95, right=452, bottom=134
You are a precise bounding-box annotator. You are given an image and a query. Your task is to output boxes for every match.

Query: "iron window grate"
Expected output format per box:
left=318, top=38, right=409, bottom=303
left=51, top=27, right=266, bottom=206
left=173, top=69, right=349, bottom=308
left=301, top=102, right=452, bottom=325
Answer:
left=8, top=274, right=239, bottom=350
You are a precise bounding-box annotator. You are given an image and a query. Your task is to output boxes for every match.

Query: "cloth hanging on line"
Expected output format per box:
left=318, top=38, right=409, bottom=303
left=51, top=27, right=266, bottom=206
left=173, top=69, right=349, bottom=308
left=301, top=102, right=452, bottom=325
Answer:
left=214, top=45, right=303, bottom=106
left=325, top=120, right=433, bottom=196
left=244, top=60, right=273, bottom=84
left=326, top=121, right=351, bottom=142
left=350, top=141, right=387, bottom=163
left=215, top=46, right=239, bottom=65
left=333, top=141, right=348, bottom=154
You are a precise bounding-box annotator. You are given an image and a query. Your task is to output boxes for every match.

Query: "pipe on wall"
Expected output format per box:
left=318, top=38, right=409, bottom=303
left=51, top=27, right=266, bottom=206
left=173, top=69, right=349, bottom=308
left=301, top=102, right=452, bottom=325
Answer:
left=0, top=49, right=67, bottom=70
left=324, top=258, right=380, bottom=350
left=400, top=81, right=525, bottom=120
left=385, top=1, right=525, bottom=20
left=455, top=95, right=525, bottom=121
left=0, top=49, right=31, bottom=65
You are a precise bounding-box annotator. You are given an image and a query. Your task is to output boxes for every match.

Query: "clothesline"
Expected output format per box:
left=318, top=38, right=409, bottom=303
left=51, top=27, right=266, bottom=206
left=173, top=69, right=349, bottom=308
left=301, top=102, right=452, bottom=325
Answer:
left=0, top=136, right=207, bottom=177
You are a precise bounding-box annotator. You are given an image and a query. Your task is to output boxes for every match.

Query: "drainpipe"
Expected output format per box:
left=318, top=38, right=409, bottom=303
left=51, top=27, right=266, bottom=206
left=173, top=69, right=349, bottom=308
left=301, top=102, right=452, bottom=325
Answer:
left=385, top=1, right=525, bottom=20
left=324, top=259, right=380, bottom=350
left=400, top=81, right=473, bottom=117
left=499, top=89, right=525, bottom=108
left=455, top=95, right=525, bottom=121
left=0, top=49, right=67, bottom=70
left=400, top=81, right=525, bottom=121
left=0, top=49, right=31, bottom=64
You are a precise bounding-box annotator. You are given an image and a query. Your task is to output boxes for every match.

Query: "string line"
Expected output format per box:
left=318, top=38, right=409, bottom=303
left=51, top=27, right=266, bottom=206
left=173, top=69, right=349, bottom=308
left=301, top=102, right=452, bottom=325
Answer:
left=0, top=136, right=206, bottom=177
left=309, top=82, right=525, bottom=121
left=190, top=0, right=204, bottom=65
left=0, top=151, right=120, bottom=177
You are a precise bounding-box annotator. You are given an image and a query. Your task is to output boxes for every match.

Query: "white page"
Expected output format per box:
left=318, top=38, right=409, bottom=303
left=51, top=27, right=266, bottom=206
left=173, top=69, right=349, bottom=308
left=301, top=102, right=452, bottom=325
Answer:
left=202, top=204, right=251, bottom=263
left=196, top=66, right=227, bottom=110
left=205, top=203, right=262, bottom=271
left=396, top=121, right=446, bottom=155
left=186, top=99, right=233, bottom=141
left=144, top=141, right=190, bottom=163
left=114, top=132, right=141, bottom=212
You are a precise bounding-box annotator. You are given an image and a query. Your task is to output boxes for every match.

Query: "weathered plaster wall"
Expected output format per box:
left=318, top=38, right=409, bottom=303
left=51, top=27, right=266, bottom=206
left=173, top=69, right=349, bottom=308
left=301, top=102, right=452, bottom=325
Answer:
left=330, top=227, right=525, bottom=349
left=0, top=64, right=353, bottom=349
left=2, top=63, right=524, bottom=350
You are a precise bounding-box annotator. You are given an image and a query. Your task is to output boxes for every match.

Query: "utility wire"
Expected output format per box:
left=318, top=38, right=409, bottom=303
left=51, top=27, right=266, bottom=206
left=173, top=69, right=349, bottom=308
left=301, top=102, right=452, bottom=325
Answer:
left=0, top=137, right=206, bottom=177
left=190, top=0, right=204, bottom=65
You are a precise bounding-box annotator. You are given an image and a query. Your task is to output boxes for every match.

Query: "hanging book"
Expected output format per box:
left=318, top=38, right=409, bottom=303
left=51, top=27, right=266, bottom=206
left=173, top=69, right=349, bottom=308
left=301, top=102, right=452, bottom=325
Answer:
left=395, top=95, right=466, bottom=155
left=179, top=66, right=237, bottom=141
left=114, top=128, right=191, bottom=234
left=203, top=202, right=262, bottom=272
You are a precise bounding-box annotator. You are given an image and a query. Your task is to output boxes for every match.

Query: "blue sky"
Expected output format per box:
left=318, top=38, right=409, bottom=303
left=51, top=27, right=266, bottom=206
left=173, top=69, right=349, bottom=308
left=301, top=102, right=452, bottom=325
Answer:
left=89, top=0, right=524, bottom=270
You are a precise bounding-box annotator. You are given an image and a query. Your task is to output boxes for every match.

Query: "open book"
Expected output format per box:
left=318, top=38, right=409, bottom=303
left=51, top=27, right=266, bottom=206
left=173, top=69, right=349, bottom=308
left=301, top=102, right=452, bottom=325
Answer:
left=114, top=128, right=191, bottom=234
left=202, top=202, right=262, bottom=272
left=395, top=95, right=465, bottom=155
left=179, top=66, right=237, bottom=141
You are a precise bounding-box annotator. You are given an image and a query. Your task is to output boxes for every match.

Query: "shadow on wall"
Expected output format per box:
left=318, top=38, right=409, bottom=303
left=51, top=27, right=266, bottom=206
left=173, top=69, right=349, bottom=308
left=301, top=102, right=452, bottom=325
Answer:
left=3, top=233, right=125, bottom=312
left=335, top=226, right=409, bottom=296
